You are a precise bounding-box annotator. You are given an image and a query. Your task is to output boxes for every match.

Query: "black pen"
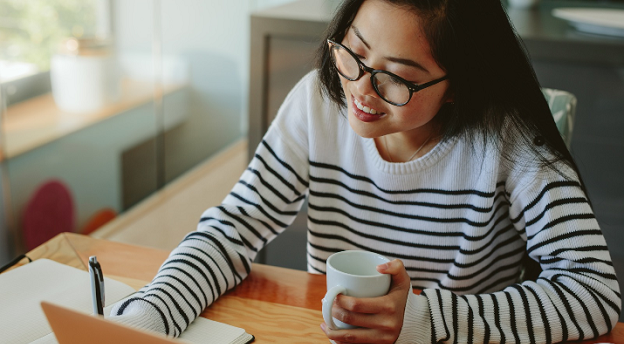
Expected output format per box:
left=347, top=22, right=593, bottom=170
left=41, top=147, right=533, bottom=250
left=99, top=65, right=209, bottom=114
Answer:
left=88, top=256, right=105, bottom=316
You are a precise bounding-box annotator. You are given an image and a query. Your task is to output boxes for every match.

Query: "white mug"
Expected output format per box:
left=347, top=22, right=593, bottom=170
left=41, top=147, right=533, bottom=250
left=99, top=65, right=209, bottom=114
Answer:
left=322, top=250, right=391, bottom=330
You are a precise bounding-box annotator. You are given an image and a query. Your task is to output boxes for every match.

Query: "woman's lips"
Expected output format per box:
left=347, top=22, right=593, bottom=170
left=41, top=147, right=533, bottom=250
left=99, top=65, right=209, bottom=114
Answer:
left=351, top=98, right=384, bottom=123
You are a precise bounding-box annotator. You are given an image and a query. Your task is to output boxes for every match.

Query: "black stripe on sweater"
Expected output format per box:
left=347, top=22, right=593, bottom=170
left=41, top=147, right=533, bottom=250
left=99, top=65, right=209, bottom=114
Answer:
left=539, top=256, right=613, bottom=267
left=308, top=204, right=509, bottom=237
left=527, top=229, right=604, bottom=255
left=307, top=228, right=454, bottom=263
left=525, top=284, right=552, bottom=344
left=552, top=274, right=599, bottom=339
left=307, top=184, right=508, bottom=213
left=236, top=205, right=282, bottom=239
left=246, top=166, right=307, bottom=204
left=525, top=197, right=588, bottom=227
left=150, top=281, right=198, bottom=319
left=309, top=215, right=461, bottom=250
left=573, top=276, right=621, bottom=314
left=182, top=246, right=231, bottom=290
left=161, top=259, right=216, bottom=303
left=159, top=266, right=208, bottom=307
left=174, top=252, right=223, bottom=296
left=476, top=295, right=490, bottom=344
left=310, top=212, right=519, bottom=259
left=216, top=206, right=269, bottom=248
left=451, top=292, right=459, bottom=343
left=308, top=189, right=509, bottom=226
left=261, top=140, right=309, bottom=187
left=504, top=291, right=521, bottom=344
left=587, top=286, right=613, bottom=334
left=310, top=160, right=499, bottom=197
left=460, top=295, right=474, bottom=344
left=143, top=290, right=183, bottom=336
left=154, top=276, right=202, bottom=317
left=433, top=289, right=451, bottom=342
left=527, top=214, right=596, bottom=241
left=547, top=267, right=618, bottom=281
left=511, top=180, right=582, bottom=223
left=252, top=154, right=303, bottom=197
left=491, top=294, right=504, bottom=344
left=228, top=191, right=291, bottom=229
left=185, top=231, right=250, bottom=277
left=115, top=297, right=170, bottom=336
left=197, top=217, right=246, bottom=246
left=538, top=277, right=583, bottom=340
left=236, top=180, right=302, bottom=218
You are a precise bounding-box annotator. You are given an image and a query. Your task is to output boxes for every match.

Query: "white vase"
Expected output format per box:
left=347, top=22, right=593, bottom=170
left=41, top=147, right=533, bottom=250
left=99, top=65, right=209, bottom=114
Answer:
left=50, top=39, right=120, bottom=113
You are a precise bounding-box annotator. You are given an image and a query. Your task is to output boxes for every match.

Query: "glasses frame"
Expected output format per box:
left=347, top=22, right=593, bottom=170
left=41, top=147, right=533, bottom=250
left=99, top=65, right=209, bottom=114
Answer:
left=327, top=39, right=448, bottom=107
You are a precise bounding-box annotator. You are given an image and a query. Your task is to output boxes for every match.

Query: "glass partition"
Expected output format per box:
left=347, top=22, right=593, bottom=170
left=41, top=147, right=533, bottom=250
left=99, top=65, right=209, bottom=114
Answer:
left=0, top=0, right=160, bottom=264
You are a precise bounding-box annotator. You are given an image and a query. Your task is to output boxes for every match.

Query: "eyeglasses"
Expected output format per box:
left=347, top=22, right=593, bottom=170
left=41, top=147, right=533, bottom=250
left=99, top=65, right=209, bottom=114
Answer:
left=327, top=39, right=448, bottom=107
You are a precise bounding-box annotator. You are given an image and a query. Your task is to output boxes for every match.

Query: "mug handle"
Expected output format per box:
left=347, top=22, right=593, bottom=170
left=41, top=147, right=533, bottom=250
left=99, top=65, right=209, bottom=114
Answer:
left=322, top=285, right=347, bottom=330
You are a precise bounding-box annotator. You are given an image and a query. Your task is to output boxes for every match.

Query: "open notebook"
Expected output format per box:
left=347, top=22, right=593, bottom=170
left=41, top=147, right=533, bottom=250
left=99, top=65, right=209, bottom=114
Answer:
left=0, top=259, right=253, bottom=344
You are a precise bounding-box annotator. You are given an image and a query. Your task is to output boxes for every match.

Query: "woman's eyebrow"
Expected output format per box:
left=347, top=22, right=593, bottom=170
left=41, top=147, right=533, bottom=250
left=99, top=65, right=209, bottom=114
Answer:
left=351, top=25, right=430, bottom=75
left=352, top=26, right=371, bottom=49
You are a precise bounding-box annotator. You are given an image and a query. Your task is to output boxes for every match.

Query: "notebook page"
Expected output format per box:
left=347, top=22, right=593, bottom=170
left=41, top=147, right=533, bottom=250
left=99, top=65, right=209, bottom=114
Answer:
left=0, top=259, right=136, bottom=344
left=178, top=317, right=253, bottom=344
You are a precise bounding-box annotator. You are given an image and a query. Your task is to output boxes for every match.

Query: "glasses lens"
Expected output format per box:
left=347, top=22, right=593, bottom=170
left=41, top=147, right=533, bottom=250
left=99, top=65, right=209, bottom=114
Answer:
left=331, top=44, right=360, bottom=80
left=373, top=72, right=410, bottom=105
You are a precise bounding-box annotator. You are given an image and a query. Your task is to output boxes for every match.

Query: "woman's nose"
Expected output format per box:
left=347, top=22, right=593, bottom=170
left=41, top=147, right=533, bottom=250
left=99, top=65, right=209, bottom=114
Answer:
left=353, top=74, right=378, bottom=99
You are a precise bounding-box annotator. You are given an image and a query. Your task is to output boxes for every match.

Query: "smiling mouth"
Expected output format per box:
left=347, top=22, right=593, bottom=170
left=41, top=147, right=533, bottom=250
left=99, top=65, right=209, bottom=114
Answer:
left=354, top=98, right=384, bottom=115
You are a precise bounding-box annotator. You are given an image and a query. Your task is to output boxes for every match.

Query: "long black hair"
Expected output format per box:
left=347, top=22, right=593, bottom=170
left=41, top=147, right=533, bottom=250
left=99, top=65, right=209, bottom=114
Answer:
left=316, top=0, right=584, bottom=188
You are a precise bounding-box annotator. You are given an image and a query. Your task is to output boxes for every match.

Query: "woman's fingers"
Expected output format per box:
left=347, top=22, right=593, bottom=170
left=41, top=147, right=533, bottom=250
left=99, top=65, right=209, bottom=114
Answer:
left=322, top=259, right=412, bottom=343
left=331, top=297, right=396, bottom=329
left=321, top=322, right=397, bottom=344
left=377, top=259, right=411, bottom=293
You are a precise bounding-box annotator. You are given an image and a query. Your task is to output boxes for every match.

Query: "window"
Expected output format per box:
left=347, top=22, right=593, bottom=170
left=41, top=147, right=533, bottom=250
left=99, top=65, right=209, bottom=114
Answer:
left=0, top=0, right=101, bottom=82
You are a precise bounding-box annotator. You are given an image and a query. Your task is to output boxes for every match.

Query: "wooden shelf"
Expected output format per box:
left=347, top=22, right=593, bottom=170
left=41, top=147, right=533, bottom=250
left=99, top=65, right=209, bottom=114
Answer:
left=1, top=79, right=186, bottom=161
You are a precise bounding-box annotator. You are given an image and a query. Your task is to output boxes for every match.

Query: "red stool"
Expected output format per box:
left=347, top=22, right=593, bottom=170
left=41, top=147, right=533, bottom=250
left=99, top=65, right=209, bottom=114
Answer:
left=81, top=208, right=116, bottom=235
left=23, top=180, right=74, bottom=250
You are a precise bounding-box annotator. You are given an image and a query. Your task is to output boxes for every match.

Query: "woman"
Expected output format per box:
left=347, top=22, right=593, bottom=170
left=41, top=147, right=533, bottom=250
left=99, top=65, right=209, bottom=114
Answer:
left=112, top=0, right=620, bottom=343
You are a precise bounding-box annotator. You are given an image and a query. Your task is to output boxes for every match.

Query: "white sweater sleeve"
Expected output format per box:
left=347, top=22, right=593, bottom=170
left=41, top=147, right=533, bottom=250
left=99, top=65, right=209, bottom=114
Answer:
left=108, top=73, right=314, bottom=337
left=397, top=166, right=620, bottom=343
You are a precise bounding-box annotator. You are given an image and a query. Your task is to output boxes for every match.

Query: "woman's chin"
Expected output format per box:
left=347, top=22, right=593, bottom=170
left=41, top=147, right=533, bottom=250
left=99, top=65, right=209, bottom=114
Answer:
left=347, top=112, right=382, bottom=139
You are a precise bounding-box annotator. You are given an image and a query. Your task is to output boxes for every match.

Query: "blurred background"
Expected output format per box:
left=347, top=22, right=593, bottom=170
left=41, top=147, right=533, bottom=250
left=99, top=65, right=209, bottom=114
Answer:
left=0, top=0, right=623, bottom=312
left=0, top=0, right=299, bottom=262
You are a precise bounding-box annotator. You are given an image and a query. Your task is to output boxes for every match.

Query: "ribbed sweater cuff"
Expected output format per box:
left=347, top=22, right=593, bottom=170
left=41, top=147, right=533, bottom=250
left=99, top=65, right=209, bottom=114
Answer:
left=396, top=291, right=432, bottom=344
left=109, top=298, right=169, bottom=336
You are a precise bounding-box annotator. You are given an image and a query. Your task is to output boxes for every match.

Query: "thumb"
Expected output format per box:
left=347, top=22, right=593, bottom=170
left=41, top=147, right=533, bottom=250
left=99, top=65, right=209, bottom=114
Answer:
left=377, top=259, right=410, bottom=290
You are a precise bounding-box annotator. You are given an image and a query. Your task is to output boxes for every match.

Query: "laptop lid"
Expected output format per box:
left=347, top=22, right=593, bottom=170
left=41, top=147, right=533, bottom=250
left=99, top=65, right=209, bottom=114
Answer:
left=41, top=301, right=180, bottom=344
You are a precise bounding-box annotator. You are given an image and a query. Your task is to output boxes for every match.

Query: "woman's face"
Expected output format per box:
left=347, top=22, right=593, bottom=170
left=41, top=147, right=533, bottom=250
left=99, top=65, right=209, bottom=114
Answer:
left=340, top=0, right=451, bottom=140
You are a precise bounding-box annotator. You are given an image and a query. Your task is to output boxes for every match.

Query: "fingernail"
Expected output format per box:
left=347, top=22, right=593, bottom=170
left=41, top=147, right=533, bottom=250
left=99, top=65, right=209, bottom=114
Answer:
left=378, top=262, right=389, bottom=270
left=320, top=323, right=327, bottom=333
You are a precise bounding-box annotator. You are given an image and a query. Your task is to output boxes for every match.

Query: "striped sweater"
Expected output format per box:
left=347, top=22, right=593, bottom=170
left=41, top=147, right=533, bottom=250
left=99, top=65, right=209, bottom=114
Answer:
left=111, top=71, right=620, bottom=343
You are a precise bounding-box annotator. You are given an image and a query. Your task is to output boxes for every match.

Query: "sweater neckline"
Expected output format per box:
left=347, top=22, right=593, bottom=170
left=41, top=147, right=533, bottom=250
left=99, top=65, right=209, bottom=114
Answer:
left=364, top=134, right=458, bottom=174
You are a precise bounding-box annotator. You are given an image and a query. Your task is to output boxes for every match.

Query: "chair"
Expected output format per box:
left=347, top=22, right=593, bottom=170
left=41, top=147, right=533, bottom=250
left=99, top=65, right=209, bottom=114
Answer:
left=519, top=88, right=577, bottom=282
left=542, top=88, right=577, bottom=149
left=22, top=180, right=75, bottom=250
left=80, top=208, right=116, bottom=235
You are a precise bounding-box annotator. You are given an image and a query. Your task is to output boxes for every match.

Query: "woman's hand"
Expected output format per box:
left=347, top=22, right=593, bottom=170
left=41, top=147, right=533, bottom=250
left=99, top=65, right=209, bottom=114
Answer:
left=320, top=259, right=412, bottom=344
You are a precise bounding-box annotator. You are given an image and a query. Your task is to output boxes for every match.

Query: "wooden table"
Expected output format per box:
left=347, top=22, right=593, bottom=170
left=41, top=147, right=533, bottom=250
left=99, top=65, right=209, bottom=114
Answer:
left=9, top=232, right=624, bottom=343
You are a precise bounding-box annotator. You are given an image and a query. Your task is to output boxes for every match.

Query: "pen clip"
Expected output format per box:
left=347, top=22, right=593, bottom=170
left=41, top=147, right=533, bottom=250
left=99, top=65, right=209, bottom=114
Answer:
left=88, top=256, right=105, bottom=315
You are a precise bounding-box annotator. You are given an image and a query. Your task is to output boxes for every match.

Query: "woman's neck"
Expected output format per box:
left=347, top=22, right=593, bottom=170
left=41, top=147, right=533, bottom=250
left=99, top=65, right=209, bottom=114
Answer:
left=377, top=123, right=442, bottom=163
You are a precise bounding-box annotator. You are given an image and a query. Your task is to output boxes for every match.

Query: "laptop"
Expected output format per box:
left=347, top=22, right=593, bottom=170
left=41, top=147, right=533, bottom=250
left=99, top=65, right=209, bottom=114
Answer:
left=41, top=301, right=183, bottom=344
